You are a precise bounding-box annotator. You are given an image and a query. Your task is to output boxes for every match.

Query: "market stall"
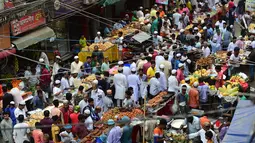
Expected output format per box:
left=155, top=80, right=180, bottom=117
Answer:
left=222, top=100, right=255, bottom=143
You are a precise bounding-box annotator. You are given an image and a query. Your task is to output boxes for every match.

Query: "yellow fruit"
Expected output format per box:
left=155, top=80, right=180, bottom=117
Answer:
left=227, top=84, right=232, bottom=90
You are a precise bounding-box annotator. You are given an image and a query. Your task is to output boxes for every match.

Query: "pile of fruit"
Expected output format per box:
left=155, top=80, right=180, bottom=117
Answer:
left=218, top=85, right=239, bottom=96
left=196, top=56, right=214, bottom=67
left=87, top=42, right=114, bottom=51
left=167, top=133, right=189, bottom=143
left=226, top=74, right=249, bottom=92
left=26, top=119, right=41, bottom=127
left=193, top=69, right=210, bottom=77
left=101, top=108, right=143, bottom=122
left=147, top=91, right=168, bottom=107
left=82, top=74, right=96, bottom=83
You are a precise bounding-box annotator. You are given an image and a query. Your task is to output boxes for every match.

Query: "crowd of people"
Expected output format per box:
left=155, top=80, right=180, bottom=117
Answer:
left=0, top=0, right=255, bottom=143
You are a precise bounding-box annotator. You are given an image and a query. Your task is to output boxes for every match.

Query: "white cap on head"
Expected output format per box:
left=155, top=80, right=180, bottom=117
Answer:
left=180, top=29, right=185, bottom=33
left=223, top=21, right=226, bottom=24
left=203, top=26, right=207, bottom=30
left=154, top=4, right=157, bottom=7
left=185, top=77, right=190, bottom=81
left=92, top=80, right=98, bottom=85
left=140, top=22, right=144, bottom=25
left=55, top=80, right=61, bottom=84
left=118, top=67, right=123, bottom=71
left=187, top=59, right=191, bottom=64
left=159, top=64, right=165, bottom=69
left=131, top=68, right=136, bottom=72
left=154, top=31, right=158, bottom=34
left=193, top=82, right=199, bottom=87
left=230, top=25, right=233, bottom=28
left=176, top=53, right=181, bottom=57
left=139, top=6, right=143, bottom=9
left=56, top=56, right=61, bottom=59
left=84, top=109, right=90, bottom=114
left=148, top=54, right=152, bottom=57
left=181, top=56, right=187, bottom=62
left=178, top=63, right=184, bottom=68
left=39, top=58, right=44, bottom=63
left=118, top=61, right=124, bottom=65
left=215, top=23, right=219, bottom=26
left=172, top=28, right=176, bottom=31
left=63, top=100, right=68, bottom=104
left=194, top=27, right=198, bottom=30
left=213, top=38, right=217, bottom=42
left=10, top=101, right=15, bottom=104
left=192, top=47, right=197, bottom=51
left=74, top=56, right=79, bottom=59
left=171, top=69, right=177, bottom=74
left=19, top=101, right=26, bottom=105
left=97, top=31, right=101, bottom=35
left=238, top=35, right=242, bottom=39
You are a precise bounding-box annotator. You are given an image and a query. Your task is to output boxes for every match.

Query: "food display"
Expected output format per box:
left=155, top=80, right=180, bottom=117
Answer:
left=193, top=69, right=210, bottom=77
left=166, top=133, right=189, bottom=143
left=218, top=85, right=239, bottom=96
left=101, top=107, right=143, bottom=122
left=147, top=91, right=168, bottom=107
left=82, top=74, right=96, bottom=83
left=86, top=42, right=114, bottom=51
left=248, top=23, right=255, bottom=34
left=196, top=56, right=214, bottom=67
left=224, top=73, right=249, bottom=92
left=215, top=51, right=228, bottom=63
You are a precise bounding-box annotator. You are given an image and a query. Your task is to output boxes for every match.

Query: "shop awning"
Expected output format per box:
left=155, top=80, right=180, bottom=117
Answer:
left=12, top=27, right=56, bottom=50
left=132, top=31, right=151, bottom=43
left=0, top=48, right=16, bottom=59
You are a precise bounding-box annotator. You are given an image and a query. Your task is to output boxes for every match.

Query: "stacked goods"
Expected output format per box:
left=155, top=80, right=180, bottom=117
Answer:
left=87, top=42, right=114, bottom=51
left=225, top=74, right=249, bottom=92
left=193, top=69, right=210, bottom=77
left=218, top=85, right=239, bottom=96
left=101, top=108, right=143, bottom=122
left=215, top=51, right=228, bottom=63
left=166, top=133, right=189, bottom=143
left=147, top=91, right=168, bottom=107
left=196, top=56, right=214, bottom=67
left=82, top=74, right=96, bottom=83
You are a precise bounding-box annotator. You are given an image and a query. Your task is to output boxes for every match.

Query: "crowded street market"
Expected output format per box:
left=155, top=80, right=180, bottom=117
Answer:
left=0, top=0, right=255, bottom=143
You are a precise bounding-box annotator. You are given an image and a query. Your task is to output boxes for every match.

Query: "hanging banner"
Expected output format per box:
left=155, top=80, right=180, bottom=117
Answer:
left=155, top=0, right=169, bottom=5
left=10, top=10, right=46, bottom=36
left=245, top=0, right=255, bottom=12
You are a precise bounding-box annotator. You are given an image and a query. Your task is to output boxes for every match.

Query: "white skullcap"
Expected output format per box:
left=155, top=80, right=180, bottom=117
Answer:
left=178, top=63, right=184, bottom=68
left=176, top=53, right=181, bottom=57
left=140, top=22, right=144, bottom=25
left=63, top=100, right=69, bottom=104
left=10, top=101, right=15, bottom=104
left=185, top=77, right=190, bottom=81
left=154, top=4, right=157, bottom=7
left=215, top=23, right=219, bottom=26
left=56, top=56, right=61, bottom=59
left=194, top=27, right=198, bottom=30
left=118, top=61, right=124, bottom=65
left=131, top=68, right=136, bottom=72
left=223, top=21, right=226, bottom=24
left=118, top=67, right=123, bottom=71
left=192, top=47, right=197, bottom=51
left=19, top=101, right=26, bottom=105
left=84, top=109, right=90, bottom=114
left=230, top=25, right=233, bottom=28
left=213, top=38, right=217, bottom=42
left=186, top=59, right=191, bottom=64
left=171, top=69, right=177, bottom=74
left=74, top=56, right=79, bottom=59
left=97, top=31, right=101, bottom=35
left=39, top=58, right=44, bottom=63
left=238, top=35, right=242, bottom=39
left=139, top=6, right=143, bottom=9
left=92, top=80, right=98, bottom=85
left=181, top=56, right=187, bottom=62
left=148, top=54, right=152, bottom=57
left=154, top=31, right=158, bottom=34
left=171, top=28, right=176, bottom=31
left=55, top=80, right=61, bottom=84
left=193, top=82, right=199, bottom=87
left=159, top=64, right=165, bottom=69
left=203, top=26, right=207, bottom=30
left=180, top=29, right=185, bottom=33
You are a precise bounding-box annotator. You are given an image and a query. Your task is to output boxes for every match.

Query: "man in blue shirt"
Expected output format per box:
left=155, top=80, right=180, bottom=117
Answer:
left=4, top=101, right=16, bottom=126
left=197, top=77, right=209, bottom=111
left=84, top=56, right=92, bottom=74
left=32, top=90, right=47, bottom=109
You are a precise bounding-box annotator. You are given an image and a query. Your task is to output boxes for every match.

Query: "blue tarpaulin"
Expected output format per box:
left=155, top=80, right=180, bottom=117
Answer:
left=223, top=100, right=255, bottom=143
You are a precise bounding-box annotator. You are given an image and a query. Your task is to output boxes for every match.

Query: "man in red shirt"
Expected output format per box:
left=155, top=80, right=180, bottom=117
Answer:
left=60, top=100, right=73, bottom=124
left=40, top=60, right=51, bottom=93
left=176, top=63, right=185, bottom=83
left=70, top=105, right=80, bottom=132
left=228, top=0, right=235, bottom=10
left=143, top=57, right=152, bottom=74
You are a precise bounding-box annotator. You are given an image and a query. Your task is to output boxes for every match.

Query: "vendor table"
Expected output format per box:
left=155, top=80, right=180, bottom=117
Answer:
left=78, top=45, right=118, bottom=63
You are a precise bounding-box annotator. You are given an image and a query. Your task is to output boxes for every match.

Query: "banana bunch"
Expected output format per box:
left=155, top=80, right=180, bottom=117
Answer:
left=219, top=85, right=239, bottom=96
left=189, top=76, right=198, bottom=86
left=229, top=75, right=245, bottom=84
left=209, top=85, right=216, bottom=90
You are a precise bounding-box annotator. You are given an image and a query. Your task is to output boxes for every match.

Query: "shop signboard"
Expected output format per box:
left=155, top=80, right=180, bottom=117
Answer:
left=155, top=0, right=169, bottom=5
left=245, top=0, right=255, bottom=12
left=0, top=23, right=11, bottom=49
left=10, top=10, right=46, bottom=36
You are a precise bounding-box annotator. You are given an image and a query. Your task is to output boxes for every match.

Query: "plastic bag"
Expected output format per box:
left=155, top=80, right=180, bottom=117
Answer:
left=171, top=97, right=179, bottom=114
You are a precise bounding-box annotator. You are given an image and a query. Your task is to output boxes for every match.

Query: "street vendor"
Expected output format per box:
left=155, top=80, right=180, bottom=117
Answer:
left=229, top=47, right=241, bottom=75
left=168, top=69, right=179, bottom=94
left=153, top=119, right=167, bottom=143
left=14, top=101, right=27, bottom=122
left=92, top=45, right=104, bottom=64
left=91, top=79, right=105, bottom=109
left=94, top=31, right=103, bottom=43
left=53, top=80, right=64, bottom=102
left=181, top=115, right=200, bottom=134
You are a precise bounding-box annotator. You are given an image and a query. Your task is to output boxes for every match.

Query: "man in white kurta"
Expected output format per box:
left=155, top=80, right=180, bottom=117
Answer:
left=149, top=72, right=161, bottom=96
left=155, top=53, right=165, bottom=71
left=13, top=115, right=30, bottom=143
left=61, top=72, right=70, bottom=94
left=71, top=56, right=83, bottom=74
left=53, top=56, right=61, bottom=76
left=158, top=64, right=167, bottom=91
left=91, top=80, right=105, bottom=108
left=168, top=70, right=179, bottom=94
left=114, top=67, right=127, bottom=107
left=127, top=68, right=141, bottom=103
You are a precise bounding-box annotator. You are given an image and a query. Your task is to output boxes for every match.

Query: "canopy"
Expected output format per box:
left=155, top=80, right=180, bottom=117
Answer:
left=0, top=48, right=16, bottom=59
left=132, top=31, right=151, bottom=43
left=12, top=27, right=56, bottom=50
left=222, top=100, right=255, bottom=143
